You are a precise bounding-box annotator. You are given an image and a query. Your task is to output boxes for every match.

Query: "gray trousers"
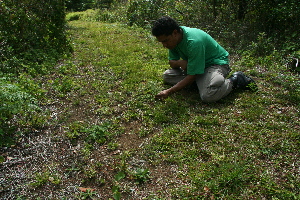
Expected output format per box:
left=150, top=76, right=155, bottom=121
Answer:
left=163, top=65, right=233, bottom=102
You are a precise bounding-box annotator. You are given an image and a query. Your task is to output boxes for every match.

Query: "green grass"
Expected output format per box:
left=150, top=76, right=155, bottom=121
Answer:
left=2, top=19, right=299, bottom=199
left=64, top=20, right=299, bottom=199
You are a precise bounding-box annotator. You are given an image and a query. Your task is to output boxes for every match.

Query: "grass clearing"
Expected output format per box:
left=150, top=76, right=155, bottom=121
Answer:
left=0, top=20, right=299, bottom=199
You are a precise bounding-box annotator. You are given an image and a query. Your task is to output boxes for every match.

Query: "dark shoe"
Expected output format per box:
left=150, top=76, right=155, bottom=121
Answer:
left=229, top=71, right=257, bottom=91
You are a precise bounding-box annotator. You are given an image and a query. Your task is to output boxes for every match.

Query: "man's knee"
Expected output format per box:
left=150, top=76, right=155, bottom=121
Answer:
left=209, top=72, right=225, bottom=87
left=163, top=69, right=186, bottom=85
left=200, top=81, right=233, bottom=103
left=200, top=92, right=220, bottom=103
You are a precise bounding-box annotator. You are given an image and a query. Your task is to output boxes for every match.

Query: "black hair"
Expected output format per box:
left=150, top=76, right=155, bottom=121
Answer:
left=151, top=16, right=181, bottom=37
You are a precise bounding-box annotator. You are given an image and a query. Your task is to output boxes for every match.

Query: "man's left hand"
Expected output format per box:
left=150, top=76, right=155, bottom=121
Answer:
left=155, top=89, right=171, bottom=100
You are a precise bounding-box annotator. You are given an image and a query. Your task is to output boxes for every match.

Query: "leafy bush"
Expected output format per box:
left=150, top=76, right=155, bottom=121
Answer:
left=66, top=8, right=123, bottom=23
left=66, top=12, right=82, bottom=21
left=127, top=0, right=180, bottom=28
left=66, top=0, right=120, bottom=11
left=66, top=0, right=94, bottom=11
left=0, top=0, right=72, bottom=74
left=95, top=9, right=118, bottom=23
left=125, top=0, right=299, bottom=55
left=0, top=0, right=71, bottom=146
left=0, top=78, right=43, bottom=147
left=94, top=0, right=114, bottom=9
left=0, top=80, right=38, bottom=122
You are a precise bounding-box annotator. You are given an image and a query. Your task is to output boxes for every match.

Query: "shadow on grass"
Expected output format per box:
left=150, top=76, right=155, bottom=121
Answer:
left=178, top=85, right=243, bottom=106
left=152, top=85, right=245, bottom=126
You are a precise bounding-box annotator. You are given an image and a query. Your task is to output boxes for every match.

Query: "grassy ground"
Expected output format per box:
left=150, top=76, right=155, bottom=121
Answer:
left=1, top=20, right=299, bottom=199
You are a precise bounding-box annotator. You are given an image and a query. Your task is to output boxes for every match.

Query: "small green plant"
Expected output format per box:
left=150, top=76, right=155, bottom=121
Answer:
left=65, top=121, right=85, bottom=140
left=65, top=122, right=113, bottom=146
left=81, top=143, right=93, bottom=157
left=247, top=81, right=259, bottom=91
left=53, top=76, right=75, bottom=94
left=83, top=124, right=110, bottom=144
left=30, top=172, right=61, bottom=187
left=83, top=165, right=98, bottom=179
left=78, top=188, right=97, bottom=200
left=131, top=168, right=151, bottom=184
left=115, top=171, right=126, bottom=181
left=115, top=151, right=131, bottom=172
left=107, top=142, right=119, bottom=151
left=110, top=171, right=126, bottom=200
left=112, top=185, right=121, bottom=200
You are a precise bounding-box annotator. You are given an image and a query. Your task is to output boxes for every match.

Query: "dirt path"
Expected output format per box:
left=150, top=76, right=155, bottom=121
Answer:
left=0, top=21, right=184, bottom=200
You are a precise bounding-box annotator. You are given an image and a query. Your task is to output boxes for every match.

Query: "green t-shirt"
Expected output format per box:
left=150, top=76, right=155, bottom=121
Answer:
left=169, top=26, right=229, bottom=75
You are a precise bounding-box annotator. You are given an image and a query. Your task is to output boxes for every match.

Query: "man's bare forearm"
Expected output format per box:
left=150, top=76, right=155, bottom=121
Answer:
left=169, top=75, right=196, bottom=93
left=169, top=60, right=188, bottom=70
left=155, top=75, right=196, bottom=99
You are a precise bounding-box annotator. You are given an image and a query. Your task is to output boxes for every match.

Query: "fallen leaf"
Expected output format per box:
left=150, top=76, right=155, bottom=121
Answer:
left=78, top=187, right=95, bottom=192
left=204, top=186, right=210, bottom=191
left=7, top=157, right=14, bottom=161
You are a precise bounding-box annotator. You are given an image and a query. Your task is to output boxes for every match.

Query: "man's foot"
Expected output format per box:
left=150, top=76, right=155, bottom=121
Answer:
left=229, top=71, right=258, bottom=91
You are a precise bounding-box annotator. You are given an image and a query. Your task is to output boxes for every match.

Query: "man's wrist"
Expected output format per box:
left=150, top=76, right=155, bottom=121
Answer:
left=169, top=60, right=180, bottom=69
left=170, top=65, right=181, bottom=69
left=168, top=87, right=176, bottom=95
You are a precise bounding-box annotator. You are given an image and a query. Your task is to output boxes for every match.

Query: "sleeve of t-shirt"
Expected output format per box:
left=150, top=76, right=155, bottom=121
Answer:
left=168, top=49, right=180, bottom=60
left=186, top=40, right=206, bottom=75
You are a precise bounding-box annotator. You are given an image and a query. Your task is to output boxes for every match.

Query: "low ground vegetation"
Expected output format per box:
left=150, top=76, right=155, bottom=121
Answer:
left=1, top=18, right=299, bottom=199
left=1, top=0, right=300, bottom=198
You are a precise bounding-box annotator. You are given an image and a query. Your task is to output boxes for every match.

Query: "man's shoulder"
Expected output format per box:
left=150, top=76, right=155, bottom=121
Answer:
left=181, top=26, right=205, bottom=33
left=181, top=26, right=207, bottom=39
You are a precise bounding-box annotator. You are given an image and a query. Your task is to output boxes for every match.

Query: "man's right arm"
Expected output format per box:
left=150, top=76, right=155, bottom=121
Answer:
left=169, top=60, right=188, bottom=71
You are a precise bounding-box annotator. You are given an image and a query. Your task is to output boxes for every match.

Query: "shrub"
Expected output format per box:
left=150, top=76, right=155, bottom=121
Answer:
left=66, top=0, right=94, bottom=11
left=66, top=12, right=82, bottom=21
left=0, top=0, right=71, bottom=147
left=0, top=0, right=72, bottom=74
left=0, top=78, right=43, bottom=147
left=67, top=8, right=123, bottom=23
left=127, top=0, right=180, bottom=28
left=125, top=0, right=299, bottom=55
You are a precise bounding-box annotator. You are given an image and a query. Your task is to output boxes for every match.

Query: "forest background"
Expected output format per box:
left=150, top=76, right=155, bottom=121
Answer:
left=0, top=0, right=299, bottom=199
